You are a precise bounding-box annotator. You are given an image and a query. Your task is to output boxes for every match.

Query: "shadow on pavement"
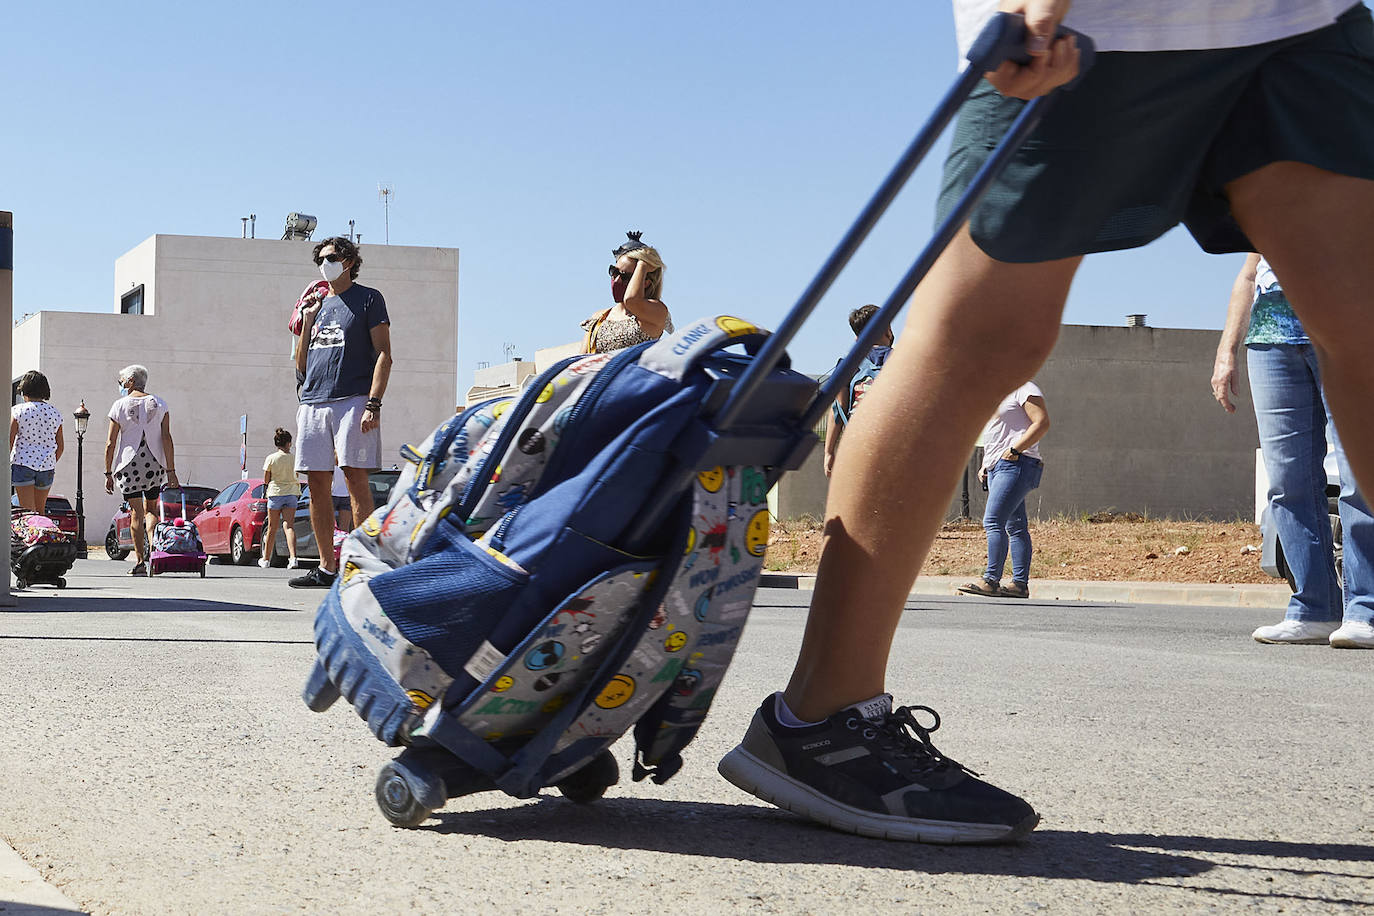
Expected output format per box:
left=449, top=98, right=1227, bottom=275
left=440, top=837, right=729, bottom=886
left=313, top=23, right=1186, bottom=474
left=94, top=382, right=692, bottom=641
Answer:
left=5, top=596, right=293, bottom=614
left=428, top=798, right=1373, bottom=903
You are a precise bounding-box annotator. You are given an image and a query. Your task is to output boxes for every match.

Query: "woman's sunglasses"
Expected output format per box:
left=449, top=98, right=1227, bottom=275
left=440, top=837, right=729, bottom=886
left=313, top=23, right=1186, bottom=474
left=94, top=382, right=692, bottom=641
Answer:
left=608, top=265, right=633, bottom=281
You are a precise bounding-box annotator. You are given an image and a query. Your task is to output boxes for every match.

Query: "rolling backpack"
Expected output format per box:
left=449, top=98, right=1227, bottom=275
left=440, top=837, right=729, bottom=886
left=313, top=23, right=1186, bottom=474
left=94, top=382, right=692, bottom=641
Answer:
left=303, top=315, right=818, bottom=822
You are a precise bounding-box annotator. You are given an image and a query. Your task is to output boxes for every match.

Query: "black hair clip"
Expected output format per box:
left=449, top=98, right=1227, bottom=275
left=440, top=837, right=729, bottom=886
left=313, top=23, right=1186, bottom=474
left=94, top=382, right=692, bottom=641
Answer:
left=612, top=230, right=647, bottom=257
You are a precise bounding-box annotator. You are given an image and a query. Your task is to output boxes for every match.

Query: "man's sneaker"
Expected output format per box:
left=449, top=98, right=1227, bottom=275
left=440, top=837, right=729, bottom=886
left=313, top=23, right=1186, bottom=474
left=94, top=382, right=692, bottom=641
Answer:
left=289, top=567, right=336, bottom=589
left=1329, top=620, right=1374, bottom=649
left=998, top=582, right=1029, bottom=599
left=718, top=693, right=1039, bottom=844
left=1252, top=619, right=1339, bottom=644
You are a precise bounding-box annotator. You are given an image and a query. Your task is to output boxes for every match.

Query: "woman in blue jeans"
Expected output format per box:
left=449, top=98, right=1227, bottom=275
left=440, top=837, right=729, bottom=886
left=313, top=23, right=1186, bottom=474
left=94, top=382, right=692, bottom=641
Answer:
left=1213, top=254, right=1374, bottom=648
left=958, top=383, right=1050, bottom=600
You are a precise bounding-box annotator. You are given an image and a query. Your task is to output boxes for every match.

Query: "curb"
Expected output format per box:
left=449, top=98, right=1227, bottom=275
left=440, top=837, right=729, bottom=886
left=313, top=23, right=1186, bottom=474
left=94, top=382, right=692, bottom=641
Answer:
left=759, top=573, right=1290, bottom=609
left=0, top=840, right=85, bottom=914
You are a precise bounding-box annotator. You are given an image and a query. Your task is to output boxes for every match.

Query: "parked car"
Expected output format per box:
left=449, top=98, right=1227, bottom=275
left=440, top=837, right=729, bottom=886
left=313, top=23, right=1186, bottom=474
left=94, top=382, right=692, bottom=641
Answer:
left=268, top=469, right=401, bottom=566
left=194, top=479, right=273, bottom=565
left=105, top=486, right=219, bottom=560
left=11, top=494, right=80, bottom=538
left=1259, top=448, right=1343, bottom=592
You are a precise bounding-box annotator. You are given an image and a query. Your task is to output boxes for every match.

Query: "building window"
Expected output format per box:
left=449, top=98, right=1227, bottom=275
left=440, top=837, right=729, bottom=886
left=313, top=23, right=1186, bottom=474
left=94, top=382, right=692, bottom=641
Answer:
left=121, top=285, right=144, bottom=315
left=11, top=379, right=20, bottom=406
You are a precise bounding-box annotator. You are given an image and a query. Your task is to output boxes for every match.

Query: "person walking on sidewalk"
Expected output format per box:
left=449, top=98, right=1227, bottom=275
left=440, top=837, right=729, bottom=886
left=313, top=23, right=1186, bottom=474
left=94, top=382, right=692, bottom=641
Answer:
left=718, top=0, right=1374, bottom=846
left=1212, top=253, right=1374, bottom=648
left=290, top=236, right=392, bottom=589
left=9, top=370, right=64, bottom=513
left=103, top=365, right=179, bottom=576
left=957, top=382, right=1049, bottom=600
left=823, top=305, right=894, bottom=478
left=259, top=427, right=302, bottom=570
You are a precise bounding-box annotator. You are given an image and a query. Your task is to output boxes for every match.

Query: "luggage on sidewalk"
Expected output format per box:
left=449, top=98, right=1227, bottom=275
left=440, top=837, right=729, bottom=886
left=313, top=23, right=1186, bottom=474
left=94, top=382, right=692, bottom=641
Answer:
left=301, top=12, right=1094, bottom=826
left=10, top=508, right=80, bottom=590
left=149, top=490, right=208, bottom=577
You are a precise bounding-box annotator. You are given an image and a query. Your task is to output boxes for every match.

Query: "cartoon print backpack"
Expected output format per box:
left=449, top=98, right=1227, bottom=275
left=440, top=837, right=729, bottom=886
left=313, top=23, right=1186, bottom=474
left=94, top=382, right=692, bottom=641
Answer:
left=303, top=314, right=818, bottom=820
left=10, top=511, right=68, bottom=548
left=832, top=345, right=891, bottom=427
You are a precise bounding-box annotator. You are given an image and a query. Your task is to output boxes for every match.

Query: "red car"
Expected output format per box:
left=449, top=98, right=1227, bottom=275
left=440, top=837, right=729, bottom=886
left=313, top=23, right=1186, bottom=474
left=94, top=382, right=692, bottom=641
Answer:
left=194, top=479, right=273, bottom=565
left=11, top=494, right=80, bottom=538
left=104, top=486, right=218, bottom=559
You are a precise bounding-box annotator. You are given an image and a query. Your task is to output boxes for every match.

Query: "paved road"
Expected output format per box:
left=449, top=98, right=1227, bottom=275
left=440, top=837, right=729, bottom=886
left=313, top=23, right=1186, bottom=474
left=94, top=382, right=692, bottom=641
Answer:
left=1, top=558, right=1370, bottom=914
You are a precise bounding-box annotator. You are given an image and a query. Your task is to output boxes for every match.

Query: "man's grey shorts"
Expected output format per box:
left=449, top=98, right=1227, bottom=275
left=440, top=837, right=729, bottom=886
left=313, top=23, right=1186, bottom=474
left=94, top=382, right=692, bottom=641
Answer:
left=295, top=396, right=380, bottom=472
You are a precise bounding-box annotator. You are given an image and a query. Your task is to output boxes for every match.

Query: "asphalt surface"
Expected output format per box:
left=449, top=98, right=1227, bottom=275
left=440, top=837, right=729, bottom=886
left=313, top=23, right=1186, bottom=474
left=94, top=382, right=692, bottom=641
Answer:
left=0, top=557, right=1370, bottom=915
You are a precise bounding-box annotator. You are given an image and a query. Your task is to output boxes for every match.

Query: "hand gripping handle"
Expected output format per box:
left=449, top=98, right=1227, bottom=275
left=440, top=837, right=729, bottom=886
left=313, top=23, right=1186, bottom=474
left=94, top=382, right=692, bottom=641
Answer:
left=965, top=11, right=1096, bottom=88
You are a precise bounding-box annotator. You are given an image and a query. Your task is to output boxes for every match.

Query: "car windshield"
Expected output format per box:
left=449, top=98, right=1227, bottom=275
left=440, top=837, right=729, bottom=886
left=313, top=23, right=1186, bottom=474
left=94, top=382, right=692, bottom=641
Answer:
left=45, top=498, right=73, bottom=512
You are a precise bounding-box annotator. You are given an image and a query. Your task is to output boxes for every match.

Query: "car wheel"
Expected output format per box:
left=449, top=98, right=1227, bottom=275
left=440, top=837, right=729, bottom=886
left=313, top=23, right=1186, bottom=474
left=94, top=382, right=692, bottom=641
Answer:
left=105, top=529, right=130, bottom=561
left=230, top=527, right=254, bottom=566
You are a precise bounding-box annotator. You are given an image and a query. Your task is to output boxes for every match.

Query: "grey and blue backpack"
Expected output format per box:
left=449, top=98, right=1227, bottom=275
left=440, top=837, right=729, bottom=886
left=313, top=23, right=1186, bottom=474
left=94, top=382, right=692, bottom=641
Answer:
left=303, top=314, right=817, bottom=825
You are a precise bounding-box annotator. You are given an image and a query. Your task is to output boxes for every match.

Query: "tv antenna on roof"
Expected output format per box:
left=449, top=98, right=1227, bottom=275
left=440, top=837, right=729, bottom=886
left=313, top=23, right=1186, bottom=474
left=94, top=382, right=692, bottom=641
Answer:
left=502, top=342, right=518, bottom=362
left=378, top=183, right=394, bottom=244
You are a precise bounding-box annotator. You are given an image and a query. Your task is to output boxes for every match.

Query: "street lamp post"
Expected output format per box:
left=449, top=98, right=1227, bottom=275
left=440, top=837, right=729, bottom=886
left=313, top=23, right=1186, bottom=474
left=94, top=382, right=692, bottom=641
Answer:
left=73, top=401, right=90, bottom=545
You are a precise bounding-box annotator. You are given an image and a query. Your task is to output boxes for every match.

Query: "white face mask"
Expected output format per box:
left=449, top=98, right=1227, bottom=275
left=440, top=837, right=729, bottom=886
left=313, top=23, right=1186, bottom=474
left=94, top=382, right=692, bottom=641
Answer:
left=319, top=259, right=345, bottom=282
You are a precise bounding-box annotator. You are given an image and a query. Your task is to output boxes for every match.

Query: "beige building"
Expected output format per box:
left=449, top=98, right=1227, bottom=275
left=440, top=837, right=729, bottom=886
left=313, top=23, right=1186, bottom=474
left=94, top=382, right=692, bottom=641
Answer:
left=12, top=234, right=459, bottom=545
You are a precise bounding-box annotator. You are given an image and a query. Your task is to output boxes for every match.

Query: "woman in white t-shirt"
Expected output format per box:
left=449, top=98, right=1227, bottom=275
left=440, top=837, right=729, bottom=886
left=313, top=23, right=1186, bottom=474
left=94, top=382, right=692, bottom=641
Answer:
left=9, top=370, right=65, bottom=513
left=103, top=364, right=179, bottom=576
left=957, top=382, right=1050, bottom=600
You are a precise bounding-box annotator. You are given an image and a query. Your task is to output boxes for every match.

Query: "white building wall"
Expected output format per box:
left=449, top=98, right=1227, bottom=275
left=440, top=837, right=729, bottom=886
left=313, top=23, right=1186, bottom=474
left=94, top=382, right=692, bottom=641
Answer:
left=13, top=234, right=459, bottom=544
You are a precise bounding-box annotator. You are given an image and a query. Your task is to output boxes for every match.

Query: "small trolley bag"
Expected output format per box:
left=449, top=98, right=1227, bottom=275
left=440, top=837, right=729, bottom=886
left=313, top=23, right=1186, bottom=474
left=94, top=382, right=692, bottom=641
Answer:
left=148, top=491, right=208, bottom=577
left=10, top=509, right=80, bottom=590
left=302, top=13, right=1094, bottom=826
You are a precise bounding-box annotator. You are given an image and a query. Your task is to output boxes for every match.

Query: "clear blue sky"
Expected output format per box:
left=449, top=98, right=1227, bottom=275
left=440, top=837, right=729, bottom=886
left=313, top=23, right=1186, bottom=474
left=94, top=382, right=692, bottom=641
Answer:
left=6, top=1, right=1256, bottom=393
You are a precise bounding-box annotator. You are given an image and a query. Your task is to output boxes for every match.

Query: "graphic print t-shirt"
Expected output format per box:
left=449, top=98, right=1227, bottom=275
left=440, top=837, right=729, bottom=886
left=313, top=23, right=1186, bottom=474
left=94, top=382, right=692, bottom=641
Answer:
left=1243, top=256, right=1308, bottom=346
left=301, top=283, right=390, bottom=404
left=10, top=401, right=63, bottom=470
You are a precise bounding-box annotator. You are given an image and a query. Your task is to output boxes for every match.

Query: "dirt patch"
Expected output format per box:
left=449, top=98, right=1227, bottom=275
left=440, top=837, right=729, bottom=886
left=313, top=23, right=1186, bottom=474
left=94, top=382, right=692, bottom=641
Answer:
left=766, top=513, right=1273, bottom=584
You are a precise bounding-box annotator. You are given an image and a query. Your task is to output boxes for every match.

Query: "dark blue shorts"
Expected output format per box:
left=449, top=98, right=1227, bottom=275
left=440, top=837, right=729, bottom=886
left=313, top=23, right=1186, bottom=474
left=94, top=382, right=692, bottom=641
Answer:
left=938, top=5, right=1374, bottom=262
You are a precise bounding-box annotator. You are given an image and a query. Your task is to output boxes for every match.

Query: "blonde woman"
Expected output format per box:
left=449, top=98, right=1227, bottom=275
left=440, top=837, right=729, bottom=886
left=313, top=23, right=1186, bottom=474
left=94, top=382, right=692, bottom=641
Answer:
left=581, top=231, right=674, bottom=353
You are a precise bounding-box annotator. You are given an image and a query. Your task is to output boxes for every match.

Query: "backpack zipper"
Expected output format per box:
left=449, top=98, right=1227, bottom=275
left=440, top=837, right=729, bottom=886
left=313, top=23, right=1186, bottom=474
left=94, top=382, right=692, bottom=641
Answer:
left=416, top=397, right=506, bottom=495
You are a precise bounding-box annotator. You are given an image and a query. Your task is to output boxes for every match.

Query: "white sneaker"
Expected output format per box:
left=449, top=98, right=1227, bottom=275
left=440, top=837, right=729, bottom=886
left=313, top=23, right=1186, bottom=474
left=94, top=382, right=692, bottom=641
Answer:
left=1330, top=620, right=1374, bottom=649
left=1252, top=619, right=1340, bottom=644
left=257, top=558, right=270, bottom=569
left=287, top=558, right=300, bottom=569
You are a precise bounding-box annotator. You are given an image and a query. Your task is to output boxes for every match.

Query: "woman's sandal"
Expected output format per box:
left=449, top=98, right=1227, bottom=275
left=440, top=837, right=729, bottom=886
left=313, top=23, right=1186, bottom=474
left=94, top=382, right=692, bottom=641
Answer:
left=955, top=578, right=1000, bottom=597
left=129, top=563, right=147, bottom=576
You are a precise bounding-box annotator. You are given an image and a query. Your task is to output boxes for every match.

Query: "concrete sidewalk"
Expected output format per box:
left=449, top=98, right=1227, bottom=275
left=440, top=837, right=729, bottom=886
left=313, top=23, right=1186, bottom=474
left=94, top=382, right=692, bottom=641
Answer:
left=760, top=573, right=1291, bottom=609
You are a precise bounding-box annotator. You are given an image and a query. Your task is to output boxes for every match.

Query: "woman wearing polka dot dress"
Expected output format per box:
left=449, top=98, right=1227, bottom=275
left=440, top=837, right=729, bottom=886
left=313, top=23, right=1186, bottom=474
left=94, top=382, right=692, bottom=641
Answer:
left=103, top=365, right=179, bottom=576
left=9, top=370, right=65, bottom=513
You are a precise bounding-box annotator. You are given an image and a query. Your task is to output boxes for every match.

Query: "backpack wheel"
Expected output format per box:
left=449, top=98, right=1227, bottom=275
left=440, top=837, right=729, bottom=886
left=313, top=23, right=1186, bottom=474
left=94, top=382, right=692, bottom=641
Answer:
left=555, top=749, right=619, bottom=804
left=13, top=578, right=25, bottom=591
left=375, top=760, right=443, bottom=828
left=55, top=577, right=67, bottom=589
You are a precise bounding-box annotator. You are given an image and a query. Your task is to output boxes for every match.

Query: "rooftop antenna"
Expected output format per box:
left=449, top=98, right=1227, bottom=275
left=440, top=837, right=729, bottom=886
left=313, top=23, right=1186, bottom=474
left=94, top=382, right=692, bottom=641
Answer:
left=502, top=341, right=517, bottom=362
left=378, top=183, right=394, bottom=244
left=250, top=213, right=256, bottom=239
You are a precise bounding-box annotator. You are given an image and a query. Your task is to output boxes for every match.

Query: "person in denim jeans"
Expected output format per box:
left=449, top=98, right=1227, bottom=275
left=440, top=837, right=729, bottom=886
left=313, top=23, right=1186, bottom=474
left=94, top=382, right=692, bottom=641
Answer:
left=958, top=383, right=1050, bottom=600
left=1213, top=254, right=1374, bottom=648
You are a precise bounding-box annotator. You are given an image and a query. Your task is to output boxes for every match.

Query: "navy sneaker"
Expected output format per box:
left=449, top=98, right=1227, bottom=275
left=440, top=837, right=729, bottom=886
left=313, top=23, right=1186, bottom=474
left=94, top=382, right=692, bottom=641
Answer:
left=718, top=693, right=1038, bottom=844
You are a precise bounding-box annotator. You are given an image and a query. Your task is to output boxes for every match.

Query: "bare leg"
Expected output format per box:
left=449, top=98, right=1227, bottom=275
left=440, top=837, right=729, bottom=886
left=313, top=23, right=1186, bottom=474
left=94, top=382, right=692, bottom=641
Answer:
left=305, top=471, right=337, bottom=574
left=341, top=466, right=374, bottom=528
left=32, top=485, right=50, bottom=514
left=14, top=484, right=36, bottom=513
left=783, top=226, right=1080, bottom=720
left=1227, top=162, right=1374, bottom=495
left=262, top=507, right=281, bottom=560
left=129, top=499, right=148, bottom=565
left=284, top=520, right=298, bottom=561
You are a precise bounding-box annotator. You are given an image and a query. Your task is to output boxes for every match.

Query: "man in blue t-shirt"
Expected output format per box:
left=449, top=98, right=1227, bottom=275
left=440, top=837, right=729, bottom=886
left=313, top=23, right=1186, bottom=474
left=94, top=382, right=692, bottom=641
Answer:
left=290, top=235, right=393, bottom=588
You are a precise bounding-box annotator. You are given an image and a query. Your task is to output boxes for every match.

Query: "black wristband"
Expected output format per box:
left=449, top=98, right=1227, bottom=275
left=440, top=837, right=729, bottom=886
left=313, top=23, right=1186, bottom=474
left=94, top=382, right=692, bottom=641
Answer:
left=1008, top=446, right=1022, bottom=457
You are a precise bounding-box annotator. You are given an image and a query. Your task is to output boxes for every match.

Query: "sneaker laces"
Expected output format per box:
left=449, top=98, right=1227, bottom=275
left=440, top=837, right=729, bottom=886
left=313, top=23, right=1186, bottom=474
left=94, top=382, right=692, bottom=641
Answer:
left=858, top=705, right=977, bottom=778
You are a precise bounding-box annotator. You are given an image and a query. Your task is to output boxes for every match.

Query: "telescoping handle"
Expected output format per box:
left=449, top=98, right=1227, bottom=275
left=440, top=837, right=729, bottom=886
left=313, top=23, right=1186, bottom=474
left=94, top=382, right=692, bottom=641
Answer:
left=711, top=12, right=1095, bottom=431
